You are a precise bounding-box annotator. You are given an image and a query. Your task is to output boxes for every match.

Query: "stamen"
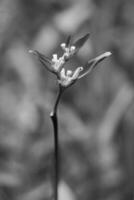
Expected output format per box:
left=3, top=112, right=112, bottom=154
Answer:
left=60, top=68, right=66, bottom=79
left=61, top=43, right=66, bottom=49
left=70, top=46, right=75, bottom=51
left=66, top=70, right=73, bottom=76
left=52, top=54, right=58, bottom=61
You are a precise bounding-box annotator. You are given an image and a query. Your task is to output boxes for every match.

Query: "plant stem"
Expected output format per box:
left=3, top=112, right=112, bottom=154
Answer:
left=50, top=85, right=63, bottom=200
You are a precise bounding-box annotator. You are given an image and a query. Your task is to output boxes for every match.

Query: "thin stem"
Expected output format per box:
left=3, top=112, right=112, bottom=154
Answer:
left=50, top=85, right=63, bottom=200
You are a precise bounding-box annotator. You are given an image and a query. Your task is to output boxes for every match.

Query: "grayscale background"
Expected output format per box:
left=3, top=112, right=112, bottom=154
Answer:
left=0, top=0, right=133, bottom=199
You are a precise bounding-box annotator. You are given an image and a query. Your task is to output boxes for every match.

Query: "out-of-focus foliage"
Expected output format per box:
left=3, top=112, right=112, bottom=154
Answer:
left=0, top=0, right=134, bottom=200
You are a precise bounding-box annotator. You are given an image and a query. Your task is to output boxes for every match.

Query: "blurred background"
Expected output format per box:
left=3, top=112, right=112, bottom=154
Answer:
left=0, top=0, right=134, bottom=199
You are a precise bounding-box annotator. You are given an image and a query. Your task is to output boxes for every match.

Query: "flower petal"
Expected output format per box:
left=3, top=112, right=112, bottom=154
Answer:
left=72, top=67, right=83, bottom=80
left=29, top=50, right=53, bottom=73
left=78, top=51, right=112, bottom=79
left=65, top=35, right=71, bottom=47
left=73, top=33, right=90, bottom=53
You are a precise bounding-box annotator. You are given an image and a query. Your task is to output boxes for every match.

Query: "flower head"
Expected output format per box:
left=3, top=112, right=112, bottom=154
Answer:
left=29, top=33, right=112, bottom=88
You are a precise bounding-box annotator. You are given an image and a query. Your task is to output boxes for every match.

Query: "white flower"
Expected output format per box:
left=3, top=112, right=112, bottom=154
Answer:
left=50, top=43, right=77, bottom=75
left=51, top=54, right=65, bottom=72
left=58, top=67, right=83, bottom=87
left=60, top=43, right=76, bottom=60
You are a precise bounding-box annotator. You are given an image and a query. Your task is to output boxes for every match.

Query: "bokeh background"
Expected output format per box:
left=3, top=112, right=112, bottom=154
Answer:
left=0, top=0, right=134, bottom=199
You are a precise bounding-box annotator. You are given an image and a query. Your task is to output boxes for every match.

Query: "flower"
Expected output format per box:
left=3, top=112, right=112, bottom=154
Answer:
left=51, top=54, right=65, bottom=73
left=60, top=43, right=76, bottom=61
left=29, top=33, right=112, bottom=88
left=58, top=67, right=83, bottom=87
